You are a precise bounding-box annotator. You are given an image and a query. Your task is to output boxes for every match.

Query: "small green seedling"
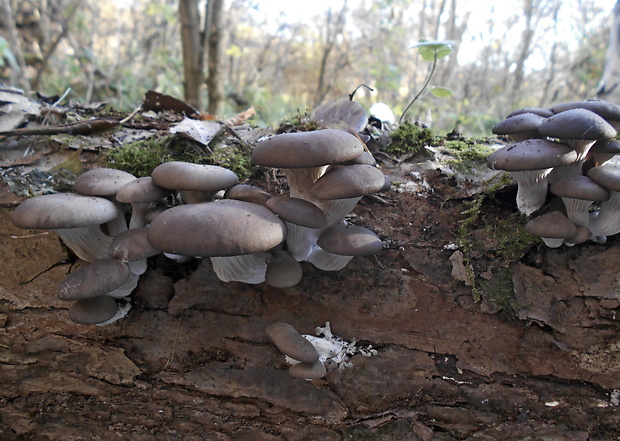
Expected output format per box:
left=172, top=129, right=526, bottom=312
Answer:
left=399, top=39, right=454, bottom=124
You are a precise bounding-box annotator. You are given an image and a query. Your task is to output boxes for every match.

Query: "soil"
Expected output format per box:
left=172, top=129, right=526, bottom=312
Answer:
left=0, top=112, right=619, bottom=440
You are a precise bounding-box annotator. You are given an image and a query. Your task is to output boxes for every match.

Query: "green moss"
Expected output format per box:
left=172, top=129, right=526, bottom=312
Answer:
left=102, top=134, right=256, bottom=180
left=103, top=136, right=175, bottom=177
left=384, top=121, right=435, bottom=155
left=440, top=139, right=494, bottom=173
left=456, top=192, right=538, bottom=311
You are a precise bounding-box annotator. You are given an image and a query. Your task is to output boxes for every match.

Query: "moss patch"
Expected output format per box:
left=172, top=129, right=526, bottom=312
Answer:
left=384, top=121, right=435, bottom=155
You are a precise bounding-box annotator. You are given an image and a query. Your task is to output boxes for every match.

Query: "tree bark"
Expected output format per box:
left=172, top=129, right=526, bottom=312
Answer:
left=596, top=0, right=620, bottom=104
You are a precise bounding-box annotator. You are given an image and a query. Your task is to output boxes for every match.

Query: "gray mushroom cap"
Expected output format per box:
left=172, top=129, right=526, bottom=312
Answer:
left=265, top=322, right=320, bottom=364
left=73, top=168, right=137, bottom=197
left=147, top=199, right=287, bottom=257
left=252, top=129, right=364, bottom=168
left=310, top=98, right=368, bottom=133
left=587, top=164, right=620, bottom=192
left=310, top=164, right=387, bottom=200
left=265, top=250, right=303, bottom=288
left=151, top=161, right=239, bottom=203
left=109, top=227, right=161, bottom=262
left=288, top=360, right=327, bottom=380
left=317, top=224, right=383, bottom=256
left=486, top=139, right=578, bottom=171
left=12, top=193, right=121, bottom=230
left=525, top=211, right=578, bottom=248
left=265, top=196, right=327, bottom=229
left=68, top=296, right=119, bottom=325
left=224, top=184, right=273, bottom=206
left=506, top=107, right=554, bottom=118
left=550, top=176, right=610, bottom=201
left=538, top=108, right=617, bottom=142
left=56, top=258, right=131, bottom=301
left=491, top=112, right=546, bottom=142
left=549, top=100, right=620, bottom=129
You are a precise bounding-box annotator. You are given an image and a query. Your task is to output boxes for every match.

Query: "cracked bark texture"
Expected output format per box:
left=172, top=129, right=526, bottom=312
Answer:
left=1, top=165, right=619, bottom=440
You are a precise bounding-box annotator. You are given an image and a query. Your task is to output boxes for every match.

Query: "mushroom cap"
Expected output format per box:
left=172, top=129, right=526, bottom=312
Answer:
left=549, top=175, right=610, bottom=201
left=224, top=184, right=273, bottom=206
left=311, top=164, right=387, bottom=200
left=589, top=139, right=620, bottom=156
left=116, top=176, right=171, bottom=203
left=587, top=164, right=620, bottom=192
left=151, top=161, right=239, bottom=192
left=550, top=100, right=620, bottom=125
left=265, top=196, right=327, bottom=229
left=491, top=112, right=546, bottom=136
left=68, top=296, right=119, bottom=325
left=57, top=258, right=131, bottom=301
left=265, top=322, right=320, bottom=364
left=73, top=168, right=137, bottom=197
left=317, top=224, right=383, bottom=256
left=109, top=227, right=161, bottom=262
left=525, top=211, right=578, bottom=239
left=486, top=139, right=578, bottom=171
left=289, top=360, right=327, bottom=380
left=251, top=129, right=364, bottom=168
left=310, top=98, right=368, bottom=133
left=12, top=193, right=121, bottom=229
left=147, top=200, right=287, bottom=257
left=538, top=108, right=617, bottom=141
left=506, top=107, right=554, bottom=118
left=265, top=250, right=303, bottom=288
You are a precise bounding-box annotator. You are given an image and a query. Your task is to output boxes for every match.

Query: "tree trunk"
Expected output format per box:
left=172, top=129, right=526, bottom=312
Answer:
left=206, top=0, right=224, bottom=115
left=596, top=0, right=620, bottom=104
left=179, top=0, right=204, bottom=110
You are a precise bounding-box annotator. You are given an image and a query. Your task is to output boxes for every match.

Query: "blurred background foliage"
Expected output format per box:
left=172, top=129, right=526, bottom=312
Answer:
left=0, top=0, right=612, bottom=136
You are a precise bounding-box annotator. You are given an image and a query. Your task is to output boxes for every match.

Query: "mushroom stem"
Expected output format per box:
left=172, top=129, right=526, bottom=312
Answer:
left=210, top=252, right=270, bottom=284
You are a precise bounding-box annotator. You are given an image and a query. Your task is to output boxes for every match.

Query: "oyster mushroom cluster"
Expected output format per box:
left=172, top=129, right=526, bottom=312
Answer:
left=489, top=99, right=620, bottom=247
left=12, top=126, right=387, bottom=325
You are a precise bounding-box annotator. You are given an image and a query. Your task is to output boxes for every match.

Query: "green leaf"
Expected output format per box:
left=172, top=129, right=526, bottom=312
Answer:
left=413, top=39, right=454, bottom=61
left=429, top=86, right=453, bottom=98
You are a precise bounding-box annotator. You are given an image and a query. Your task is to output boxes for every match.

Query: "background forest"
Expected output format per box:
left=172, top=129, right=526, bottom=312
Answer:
left=0, top=0, right=613, bottom=136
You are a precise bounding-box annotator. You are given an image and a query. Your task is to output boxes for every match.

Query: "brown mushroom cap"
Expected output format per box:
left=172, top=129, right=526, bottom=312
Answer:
left=311, top=164, right=387, bottom=200
left=147, top=199, right=287, bottom=257
left=68, top=296, right=119, bottom=325
left=151, top=161, right=239, bottom=193
left=549, top=176, right=610, bottom=201
left=265, top=196, right=327, bottom=229
left=251, top=129, right=364, bottom=168
left=73, top=168, right=137, bottom=197
left=486, top=139, right=578, bottom=171
left=265, top=250, right=303, bottom=288
left=57, top=258, right=131, bottom=301
left=12, top=193, right=121, bottom=229
left=506, top=107, right=554, bottom=118
left=317, top=224, right=383, bottom=256
left=288, top=360, right=327, bottom=380
left=265, top=322, right=319, bottom=364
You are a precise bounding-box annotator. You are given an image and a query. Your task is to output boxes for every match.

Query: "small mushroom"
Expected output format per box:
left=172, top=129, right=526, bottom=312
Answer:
left=151, top=161, right=239, bottom=204
left=109, top=227, right=161, bottom=275
left=525, top=211, right=578, bottom=248
left=56, top=258, right=136, bottom=300
left=265, top=322, right=320, bottom=364
left=224, top=184, right=273, bottom=206
left=116, top=176, right=171, bottom=229
left=265, top=250, right=303, bottom=288
left=288, top=360, right=327, bottom=380
left=68, top=296, right=122, bottom=325
left=549, top=175, right=610, bottom=228
left=265, top=196, right=327, bottom=229
left=586, top=164, right=620, bottom=237
left=491, top=112, right=547, bottom=143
